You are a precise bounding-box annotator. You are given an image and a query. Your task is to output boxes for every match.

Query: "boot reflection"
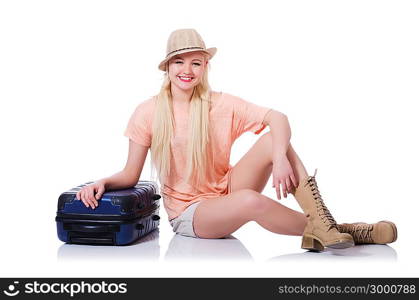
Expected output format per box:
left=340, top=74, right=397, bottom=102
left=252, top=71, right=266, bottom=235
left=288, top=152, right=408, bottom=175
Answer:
left=267, top=244, right=397, bottom=262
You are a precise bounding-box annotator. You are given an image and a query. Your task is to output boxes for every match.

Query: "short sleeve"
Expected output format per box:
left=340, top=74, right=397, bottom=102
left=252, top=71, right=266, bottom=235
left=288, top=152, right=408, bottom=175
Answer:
left=229, top=94, right=272, bottom=138
left=124, top=99, right=154, bottom=147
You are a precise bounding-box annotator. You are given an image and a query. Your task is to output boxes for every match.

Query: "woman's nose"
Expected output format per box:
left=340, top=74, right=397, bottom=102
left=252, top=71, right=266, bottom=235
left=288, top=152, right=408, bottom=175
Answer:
left=182, top=63, right=193, bottom=73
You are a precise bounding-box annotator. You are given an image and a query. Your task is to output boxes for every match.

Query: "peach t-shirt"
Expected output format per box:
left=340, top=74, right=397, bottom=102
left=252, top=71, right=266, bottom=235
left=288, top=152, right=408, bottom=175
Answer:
left=124, top=91, right=272, bottom=220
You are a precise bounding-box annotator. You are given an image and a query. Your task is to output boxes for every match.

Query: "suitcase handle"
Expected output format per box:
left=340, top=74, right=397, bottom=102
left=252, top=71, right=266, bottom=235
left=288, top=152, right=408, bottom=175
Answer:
left=67, top=224, right=119, bottom=233
left=137, top=194, right=160, bottom=209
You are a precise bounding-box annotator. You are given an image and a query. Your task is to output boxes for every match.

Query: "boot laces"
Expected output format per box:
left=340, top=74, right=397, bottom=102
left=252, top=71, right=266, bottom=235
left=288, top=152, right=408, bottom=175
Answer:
left=344, top=223, right=373, bottom=243
left=304, top=169, right=337, bottom=231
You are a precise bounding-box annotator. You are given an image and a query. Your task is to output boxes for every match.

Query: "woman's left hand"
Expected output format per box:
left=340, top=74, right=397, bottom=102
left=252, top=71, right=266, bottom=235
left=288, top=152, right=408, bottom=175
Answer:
left=272, top=155, right=298, bottom=200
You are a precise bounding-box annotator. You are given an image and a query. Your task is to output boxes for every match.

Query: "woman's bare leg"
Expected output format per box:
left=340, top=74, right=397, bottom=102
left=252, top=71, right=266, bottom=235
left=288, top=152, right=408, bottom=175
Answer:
left=229, top=131, right=309, bottom=192
left=193, top=189, right=307, bottom=239
left=193, top=131, right=310, bottom=239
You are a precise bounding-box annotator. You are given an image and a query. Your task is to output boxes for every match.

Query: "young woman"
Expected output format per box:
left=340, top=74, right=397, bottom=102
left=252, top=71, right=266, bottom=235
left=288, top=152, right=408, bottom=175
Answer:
left=76, top=29, right=397, bottom=251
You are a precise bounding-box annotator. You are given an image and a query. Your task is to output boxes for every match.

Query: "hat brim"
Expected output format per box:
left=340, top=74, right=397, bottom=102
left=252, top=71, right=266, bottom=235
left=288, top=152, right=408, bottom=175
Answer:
left=158, top=47, right=217, bottom=71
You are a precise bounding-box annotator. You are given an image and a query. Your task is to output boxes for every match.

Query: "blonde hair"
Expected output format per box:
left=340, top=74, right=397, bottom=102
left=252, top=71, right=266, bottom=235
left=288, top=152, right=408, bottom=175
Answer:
left=150, top=58, right=214, bottom=190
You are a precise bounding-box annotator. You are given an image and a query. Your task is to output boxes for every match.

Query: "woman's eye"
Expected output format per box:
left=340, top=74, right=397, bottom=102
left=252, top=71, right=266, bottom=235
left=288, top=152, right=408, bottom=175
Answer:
left=174, top=61, right=200, bottom=66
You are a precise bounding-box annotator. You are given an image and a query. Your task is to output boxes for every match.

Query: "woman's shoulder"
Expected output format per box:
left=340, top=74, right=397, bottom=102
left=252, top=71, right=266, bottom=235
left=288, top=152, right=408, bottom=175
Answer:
left=211, top=90, right=241, bottom=103
left=129, top=96, right=157, bottom=121
left=134, top=95, right=157, bottom=110
left=211, top=91, right=244, bottom=108
left=144, top=95, right=158, bottom=105
left=213, top=90, right=244, bottom=101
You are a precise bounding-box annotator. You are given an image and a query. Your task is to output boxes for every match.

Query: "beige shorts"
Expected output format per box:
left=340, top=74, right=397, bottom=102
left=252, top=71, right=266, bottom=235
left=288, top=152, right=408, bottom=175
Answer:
left=169, top=201, right=201, bottom=238
left=169, top=168, right=233, bottom=238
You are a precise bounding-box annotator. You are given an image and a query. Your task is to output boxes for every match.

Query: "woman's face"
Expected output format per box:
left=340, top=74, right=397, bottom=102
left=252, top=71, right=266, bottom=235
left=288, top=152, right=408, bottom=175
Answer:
left=167, top=51, right=208, bottom=94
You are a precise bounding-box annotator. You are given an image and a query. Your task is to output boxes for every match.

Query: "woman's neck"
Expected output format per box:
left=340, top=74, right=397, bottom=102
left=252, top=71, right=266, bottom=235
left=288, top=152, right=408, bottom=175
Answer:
left=171, top=86, right=194, bottom=104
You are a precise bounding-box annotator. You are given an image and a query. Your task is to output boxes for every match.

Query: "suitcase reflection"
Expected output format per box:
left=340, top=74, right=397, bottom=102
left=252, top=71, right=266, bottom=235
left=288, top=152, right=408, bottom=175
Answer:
left=57, top=229, right=160, bottom=261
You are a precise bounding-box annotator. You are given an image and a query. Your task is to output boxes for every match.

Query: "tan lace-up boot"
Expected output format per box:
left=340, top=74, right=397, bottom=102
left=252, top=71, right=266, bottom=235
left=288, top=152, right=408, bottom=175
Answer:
left=337, top=221, right=397, bottom=245
left=291, top=169, right=354, bottom=252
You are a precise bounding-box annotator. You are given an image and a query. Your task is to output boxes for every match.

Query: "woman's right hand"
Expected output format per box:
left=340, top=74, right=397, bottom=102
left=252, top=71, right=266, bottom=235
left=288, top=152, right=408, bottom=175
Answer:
left=76, top=181, right=106, bottom=209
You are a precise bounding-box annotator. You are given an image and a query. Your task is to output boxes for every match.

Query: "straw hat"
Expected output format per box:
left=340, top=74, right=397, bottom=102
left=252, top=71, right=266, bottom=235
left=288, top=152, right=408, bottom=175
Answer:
left=158, top=28, right=217, bottom=71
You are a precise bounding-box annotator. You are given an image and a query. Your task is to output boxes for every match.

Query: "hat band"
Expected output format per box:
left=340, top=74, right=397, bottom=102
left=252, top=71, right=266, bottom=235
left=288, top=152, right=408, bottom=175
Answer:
left=166, top=46, right=205, bottom=58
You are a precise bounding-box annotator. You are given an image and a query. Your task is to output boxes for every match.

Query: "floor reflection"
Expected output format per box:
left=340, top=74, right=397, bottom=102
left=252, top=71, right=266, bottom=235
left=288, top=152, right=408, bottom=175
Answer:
left=164, top=233, right=254, bottom=261
left=57, top=229, right=160, bottom=262
left=268, top=244, right=398, bottom=262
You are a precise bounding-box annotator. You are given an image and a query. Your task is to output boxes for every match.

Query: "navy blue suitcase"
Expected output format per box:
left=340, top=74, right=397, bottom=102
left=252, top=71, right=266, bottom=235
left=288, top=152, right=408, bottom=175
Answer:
left=56, top=180, right=161, bottom=246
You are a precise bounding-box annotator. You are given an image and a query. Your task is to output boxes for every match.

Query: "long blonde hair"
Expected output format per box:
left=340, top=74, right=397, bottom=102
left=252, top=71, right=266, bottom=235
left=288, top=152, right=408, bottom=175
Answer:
left=150, top=60, right=214, bottom=190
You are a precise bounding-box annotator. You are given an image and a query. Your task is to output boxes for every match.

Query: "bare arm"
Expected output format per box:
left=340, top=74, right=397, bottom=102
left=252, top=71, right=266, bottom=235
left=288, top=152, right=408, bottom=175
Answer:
left=263, top=110, right=296, bottom=200
left=263, top=110, right=291, bottom=161
left=77, top=139, right=149, bottom=208
left=100, top=139, right=149, bottom=190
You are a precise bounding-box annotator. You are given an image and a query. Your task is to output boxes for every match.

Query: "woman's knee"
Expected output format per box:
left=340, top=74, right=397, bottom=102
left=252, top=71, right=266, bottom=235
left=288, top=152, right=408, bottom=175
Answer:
left=237, top=189, right=270, bottom=219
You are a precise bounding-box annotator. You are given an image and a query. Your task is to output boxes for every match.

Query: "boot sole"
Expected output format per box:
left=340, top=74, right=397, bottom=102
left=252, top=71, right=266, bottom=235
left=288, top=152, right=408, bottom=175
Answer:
left=302, top=235, right=354, bottom=252
left=327, top=240, right=355, bottom=249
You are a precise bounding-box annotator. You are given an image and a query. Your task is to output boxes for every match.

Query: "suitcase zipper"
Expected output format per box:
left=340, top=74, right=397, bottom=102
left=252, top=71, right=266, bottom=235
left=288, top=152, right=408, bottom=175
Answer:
left=56, top=203, right=159, bottom=222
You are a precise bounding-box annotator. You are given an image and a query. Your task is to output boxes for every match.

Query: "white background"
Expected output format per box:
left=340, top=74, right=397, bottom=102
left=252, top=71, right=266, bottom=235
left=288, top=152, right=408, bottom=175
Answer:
left=0, top=0, right=418, bottom=277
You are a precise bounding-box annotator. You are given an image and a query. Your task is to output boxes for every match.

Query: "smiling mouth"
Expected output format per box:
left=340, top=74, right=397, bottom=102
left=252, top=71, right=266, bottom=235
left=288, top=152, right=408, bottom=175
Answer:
left=178, top=76, right=194, bottom=82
